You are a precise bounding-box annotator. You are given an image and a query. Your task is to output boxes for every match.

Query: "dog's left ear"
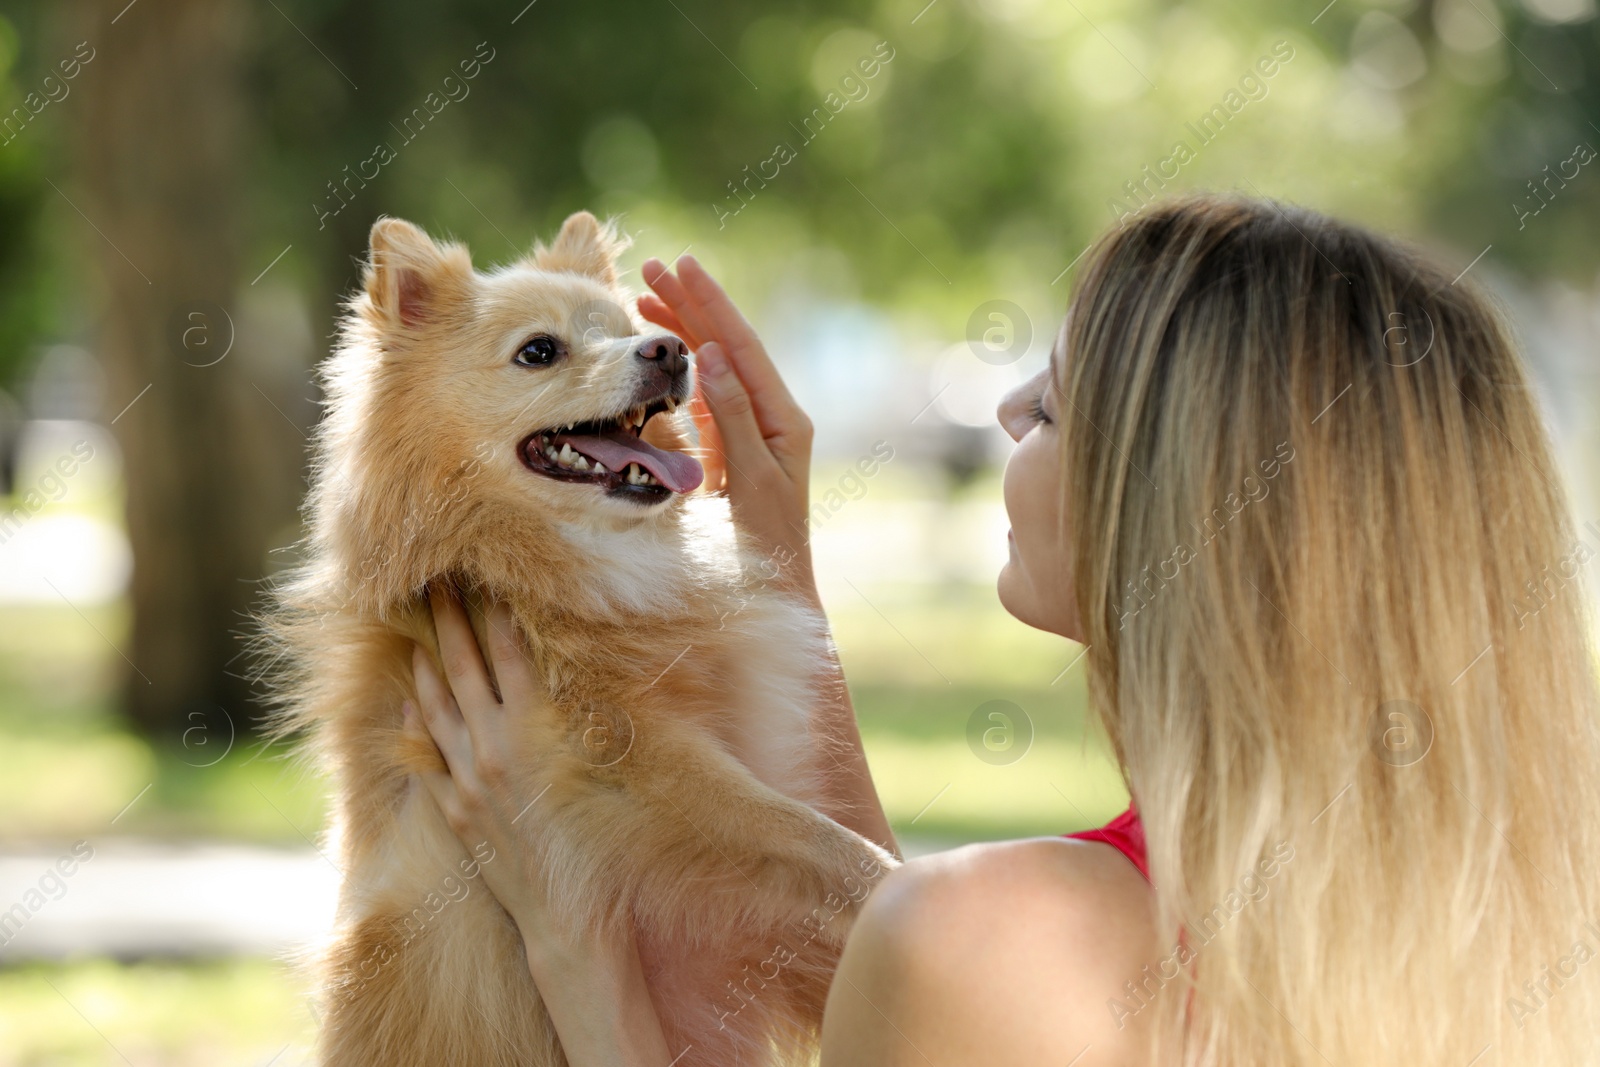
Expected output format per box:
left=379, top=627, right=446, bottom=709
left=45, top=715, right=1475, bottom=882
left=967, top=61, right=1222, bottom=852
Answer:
left=527, top=212, right=630, bottom=286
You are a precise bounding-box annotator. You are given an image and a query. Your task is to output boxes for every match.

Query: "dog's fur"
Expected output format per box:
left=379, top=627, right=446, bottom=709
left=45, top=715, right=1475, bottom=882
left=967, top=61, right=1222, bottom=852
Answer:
left=265, top=213, right=898, bottom=1066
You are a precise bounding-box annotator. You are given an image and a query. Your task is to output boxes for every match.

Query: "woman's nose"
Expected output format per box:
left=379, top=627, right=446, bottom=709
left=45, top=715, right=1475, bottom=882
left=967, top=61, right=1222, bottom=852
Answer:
left=997, top=389, right=1027, bottom=442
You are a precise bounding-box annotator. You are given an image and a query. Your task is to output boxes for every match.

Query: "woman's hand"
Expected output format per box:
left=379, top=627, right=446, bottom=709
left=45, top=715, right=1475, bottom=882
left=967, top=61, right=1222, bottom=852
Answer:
left=404, top=589, right=674, bottom=1065
left=639, top=255, right=816, bottom=598
left=404, top=590, right=554, bottom=927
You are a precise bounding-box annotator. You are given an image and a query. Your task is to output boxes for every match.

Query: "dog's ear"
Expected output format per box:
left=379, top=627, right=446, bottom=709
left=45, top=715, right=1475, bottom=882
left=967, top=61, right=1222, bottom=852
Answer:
left=365, top=217, right=470, bottom=329
left=527, top=212, right=630, bottom=286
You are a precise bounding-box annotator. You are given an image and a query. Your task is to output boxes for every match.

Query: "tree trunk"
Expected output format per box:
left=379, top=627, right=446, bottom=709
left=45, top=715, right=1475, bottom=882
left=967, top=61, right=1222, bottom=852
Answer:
left=73, top=0, right=277, bottom=738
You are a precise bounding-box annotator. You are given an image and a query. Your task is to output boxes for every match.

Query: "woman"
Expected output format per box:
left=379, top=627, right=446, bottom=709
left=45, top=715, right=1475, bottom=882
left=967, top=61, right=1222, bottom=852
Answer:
left=401, top=192, right=1600, bottom=1064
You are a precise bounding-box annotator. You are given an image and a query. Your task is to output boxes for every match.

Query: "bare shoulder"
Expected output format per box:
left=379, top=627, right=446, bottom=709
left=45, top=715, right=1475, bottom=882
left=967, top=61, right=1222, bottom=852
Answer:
left=820, top=836, right=1159, bottom=1067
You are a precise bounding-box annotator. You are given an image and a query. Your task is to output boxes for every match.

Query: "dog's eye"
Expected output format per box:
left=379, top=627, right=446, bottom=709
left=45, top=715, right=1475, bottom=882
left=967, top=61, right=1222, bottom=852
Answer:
left=514, top=335, right=562, bottom=367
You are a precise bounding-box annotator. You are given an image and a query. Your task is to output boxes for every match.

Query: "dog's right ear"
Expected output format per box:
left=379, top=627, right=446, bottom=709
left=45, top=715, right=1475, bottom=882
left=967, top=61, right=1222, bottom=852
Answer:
left=365, top=217, right=469, bottom=330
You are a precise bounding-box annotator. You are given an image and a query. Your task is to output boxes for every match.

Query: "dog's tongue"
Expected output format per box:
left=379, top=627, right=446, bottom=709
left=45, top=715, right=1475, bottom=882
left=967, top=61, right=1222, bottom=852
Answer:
left=557, top=428, right=704, bottom=493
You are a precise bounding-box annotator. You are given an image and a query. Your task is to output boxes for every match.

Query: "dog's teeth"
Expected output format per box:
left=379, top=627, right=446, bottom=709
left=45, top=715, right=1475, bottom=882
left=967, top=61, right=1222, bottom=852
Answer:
left=593, top=462, right=606, bottom=475
left=545, top=446, right=558, bottom=460
left=573, top=455, right=589, bottom=471
left=559, top=443, right=575, bottom=465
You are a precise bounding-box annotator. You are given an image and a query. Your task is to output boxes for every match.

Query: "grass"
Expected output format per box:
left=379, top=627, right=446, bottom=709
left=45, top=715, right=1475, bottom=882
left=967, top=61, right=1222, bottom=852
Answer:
left=0, top=603, right=328, bottom=846
left=0, top=958, right=314, bottom=1067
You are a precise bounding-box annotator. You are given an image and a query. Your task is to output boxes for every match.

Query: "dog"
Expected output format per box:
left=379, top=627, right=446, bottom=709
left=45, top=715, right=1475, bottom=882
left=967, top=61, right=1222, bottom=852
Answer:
left=264, top=212, right=899, bottom=1066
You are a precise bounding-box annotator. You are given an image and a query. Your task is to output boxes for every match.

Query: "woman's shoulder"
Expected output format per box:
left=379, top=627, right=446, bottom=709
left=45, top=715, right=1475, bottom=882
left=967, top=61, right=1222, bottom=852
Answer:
left=823, top=836, right=1160, bottom=1065
left=868, top=835, right=1160, bottom=984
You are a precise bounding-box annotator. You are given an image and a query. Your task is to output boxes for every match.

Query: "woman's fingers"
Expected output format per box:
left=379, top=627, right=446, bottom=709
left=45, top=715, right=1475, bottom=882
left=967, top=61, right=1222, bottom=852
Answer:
left=674, top=256, right=805, bottom=434
left=644, top=255, right=807, bottom=446
left=402, top=707, right=470, bottom=832
left=641, top=258, right=717, bottom=347
left=483, top=601, right=536, bottom=706
left=636, top=294, right=697, bottom=347
left=644, top=254, right=815, bottom=518
left=411, top=646, right=473, bottom=776
left=402, top=704, right=456, bottom=794
left=674, top=256, right=763, bottom=356
left=696, top=343, right=778, bottom=492
left=642, top=281, right=723, bottom=490
left=430, top=587, right=497, bottom=709
left=688, top=389, right=727, bottom=493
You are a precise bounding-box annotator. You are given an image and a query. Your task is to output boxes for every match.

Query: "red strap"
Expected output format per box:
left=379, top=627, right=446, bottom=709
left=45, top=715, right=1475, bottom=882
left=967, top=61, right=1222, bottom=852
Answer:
left=1063, top=803, right=1149, bottom=881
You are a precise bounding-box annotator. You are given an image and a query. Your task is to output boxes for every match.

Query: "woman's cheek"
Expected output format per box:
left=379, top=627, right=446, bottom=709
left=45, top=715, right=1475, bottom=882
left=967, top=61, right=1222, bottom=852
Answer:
left=1000, top=443, right=1030, bottom=555
left=1004, top=434, right=1051, bottom=547
left=999, top=438, right=1044, bottom=586
left=999, top=430, right=1080, bottom=637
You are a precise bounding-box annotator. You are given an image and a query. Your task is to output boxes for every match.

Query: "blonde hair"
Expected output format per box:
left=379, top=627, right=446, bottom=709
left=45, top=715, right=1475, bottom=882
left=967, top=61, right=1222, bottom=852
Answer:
left=1061, top=192, right=1600, bottom=1064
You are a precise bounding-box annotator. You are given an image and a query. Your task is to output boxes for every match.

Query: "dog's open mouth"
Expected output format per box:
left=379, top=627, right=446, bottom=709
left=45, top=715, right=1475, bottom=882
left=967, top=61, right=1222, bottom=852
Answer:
left=519, top=395, right=704, bottom=503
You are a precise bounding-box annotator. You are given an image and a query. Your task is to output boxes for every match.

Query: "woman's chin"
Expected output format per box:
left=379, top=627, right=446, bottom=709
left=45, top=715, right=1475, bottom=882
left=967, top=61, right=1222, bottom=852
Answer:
left=998, top=565, right=1082, bottom=640
left=995, top=564, right=1030, bottom=625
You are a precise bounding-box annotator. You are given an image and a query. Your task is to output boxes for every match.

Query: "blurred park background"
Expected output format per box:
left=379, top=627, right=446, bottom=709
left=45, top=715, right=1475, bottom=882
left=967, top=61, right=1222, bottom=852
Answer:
left=0, top=0, right=1598, bottom=1062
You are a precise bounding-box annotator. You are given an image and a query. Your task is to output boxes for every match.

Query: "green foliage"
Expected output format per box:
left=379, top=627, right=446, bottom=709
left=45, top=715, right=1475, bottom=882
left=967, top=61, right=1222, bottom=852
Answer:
left=237, top=0, right=1600, bottom=351
left=0, top=0, right=1594, bottom=387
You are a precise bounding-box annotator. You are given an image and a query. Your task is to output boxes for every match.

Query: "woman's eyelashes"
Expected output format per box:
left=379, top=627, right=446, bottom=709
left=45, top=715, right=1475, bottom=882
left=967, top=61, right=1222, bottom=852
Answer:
left=1030, top=392, right=1052, bottom=426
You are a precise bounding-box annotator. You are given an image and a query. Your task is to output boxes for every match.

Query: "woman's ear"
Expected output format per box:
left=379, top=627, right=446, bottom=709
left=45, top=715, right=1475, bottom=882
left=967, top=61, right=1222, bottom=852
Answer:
left=526, top=211, right=630, bottom=286
left=365, top=217, right=469, bottom=329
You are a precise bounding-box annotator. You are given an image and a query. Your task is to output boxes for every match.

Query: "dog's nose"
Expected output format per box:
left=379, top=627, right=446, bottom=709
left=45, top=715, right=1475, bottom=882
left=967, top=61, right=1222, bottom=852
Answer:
left=637, top=335, right=688, bottom=377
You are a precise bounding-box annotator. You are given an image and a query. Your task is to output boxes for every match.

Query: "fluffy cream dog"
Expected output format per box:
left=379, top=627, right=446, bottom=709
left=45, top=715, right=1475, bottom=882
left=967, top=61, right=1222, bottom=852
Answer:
left=267, top=213, right=898, bottom=1066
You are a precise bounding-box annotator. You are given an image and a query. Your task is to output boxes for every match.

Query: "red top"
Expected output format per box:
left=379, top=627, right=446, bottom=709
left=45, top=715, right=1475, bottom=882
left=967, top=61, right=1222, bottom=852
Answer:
left=1064, top=803, right=1149, bottom=881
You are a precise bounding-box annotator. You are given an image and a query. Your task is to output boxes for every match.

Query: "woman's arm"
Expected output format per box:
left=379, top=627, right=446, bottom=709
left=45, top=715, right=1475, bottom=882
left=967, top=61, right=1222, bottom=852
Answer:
left=522, top=916, right=676, bottom=1065
left=639, top=255, right=899, bottom=858
left=806, top=642, right=897, bottom=858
